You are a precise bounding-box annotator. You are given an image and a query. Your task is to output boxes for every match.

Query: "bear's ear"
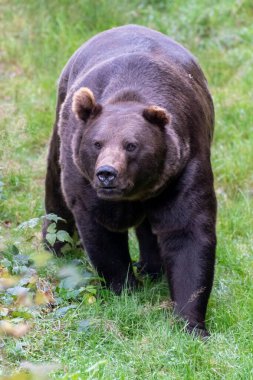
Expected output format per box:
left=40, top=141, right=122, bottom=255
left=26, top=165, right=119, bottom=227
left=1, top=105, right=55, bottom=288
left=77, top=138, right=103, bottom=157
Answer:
left=72, top=87, right=101, bottom=122
left=143, top=106, right=170, bottom=128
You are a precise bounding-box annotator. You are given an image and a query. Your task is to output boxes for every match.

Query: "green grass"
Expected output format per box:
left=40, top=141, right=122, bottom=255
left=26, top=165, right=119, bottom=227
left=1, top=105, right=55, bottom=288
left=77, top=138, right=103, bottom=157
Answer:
left=0, top=0, right=253, bottom=379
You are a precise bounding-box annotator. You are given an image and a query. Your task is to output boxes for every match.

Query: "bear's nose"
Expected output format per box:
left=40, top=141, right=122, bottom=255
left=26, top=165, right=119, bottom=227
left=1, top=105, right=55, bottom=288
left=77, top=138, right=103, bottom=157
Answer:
left=96, top=165, right=118, bottom=186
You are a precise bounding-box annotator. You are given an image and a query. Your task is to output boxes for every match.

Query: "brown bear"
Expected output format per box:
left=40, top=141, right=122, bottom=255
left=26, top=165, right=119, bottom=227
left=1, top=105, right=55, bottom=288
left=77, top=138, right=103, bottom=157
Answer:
left=43, top=25, right=216, bottom=337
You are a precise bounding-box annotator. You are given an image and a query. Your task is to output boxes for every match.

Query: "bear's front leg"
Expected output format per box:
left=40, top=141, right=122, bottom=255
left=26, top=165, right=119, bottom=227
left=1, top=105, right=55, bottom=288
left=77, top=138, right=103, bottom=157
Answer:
left=148, top=160, right=217, bottom=337
left=158, top=227, right=216, bottom=337
left=72, top=206, right=138, bottom=294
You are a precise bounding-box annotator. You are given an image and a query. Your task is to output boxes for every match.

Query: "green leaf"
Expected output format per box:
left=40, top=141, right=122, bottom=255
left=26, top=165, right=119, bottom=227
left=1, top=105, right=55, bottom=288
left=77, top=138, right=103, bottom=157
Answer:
left=17, top=217, right=41, bottom=230
left=60, top=243, right=73, bottom=254
left=11, top=245, right=20, bottom=255
left=7, top=286, right=29, bottom=296
left=12, top=310, right=34, bottom=319
left=54, top=304, right=77, bottom=318
left=45, top=213, right=66, bottom=223
left=85, top=285, right=97, bottom=295
left=15, top=254, right=31, bottom=266
left=56, top=230, right=73, bottom=244
left=59, top=277, right=79, bottom=291
left=78, top=319, right=92, bottom=332
left=47, top=223, right=56, bottom=234
left=45, top=233, right=56, bottom=246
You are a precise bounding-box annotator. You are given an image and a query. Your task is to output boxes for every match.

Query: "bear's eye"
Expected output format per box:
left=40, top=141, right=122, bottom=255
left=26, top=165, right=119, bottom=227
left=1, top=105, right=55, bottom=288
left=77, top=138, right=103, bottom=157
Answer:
left=94, top=141, right=102, bottom=150
left=126, top=143, right=137, bottom=152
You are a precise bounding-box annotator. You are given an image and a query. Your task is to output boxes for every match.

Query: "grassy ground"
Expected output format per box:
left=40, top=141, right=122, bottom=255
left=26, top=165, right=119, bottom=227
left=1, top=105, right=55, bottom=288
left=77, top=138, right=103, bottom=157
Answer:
left=0, top=0, right=253, bottom=379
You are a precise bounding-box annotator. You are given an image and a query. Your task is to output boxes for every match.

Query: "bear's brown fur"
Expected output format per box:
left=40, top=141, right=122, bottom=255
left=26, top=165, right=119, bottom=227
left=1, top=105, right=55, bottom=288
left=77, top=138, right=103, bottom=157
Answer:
left=43, top=25, right=216, bottom=337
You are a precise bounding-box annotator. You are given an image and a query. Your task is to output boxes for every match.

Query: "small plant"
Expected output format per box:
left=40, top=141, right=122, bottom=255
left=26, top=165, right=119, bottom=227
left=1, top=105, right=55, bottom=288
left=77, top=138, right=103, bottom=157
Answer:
left=18, top=213, right=74, bottom=246
left=0, top=214, right=98, bottom=343
left=18, top=213, right=77, bottom=253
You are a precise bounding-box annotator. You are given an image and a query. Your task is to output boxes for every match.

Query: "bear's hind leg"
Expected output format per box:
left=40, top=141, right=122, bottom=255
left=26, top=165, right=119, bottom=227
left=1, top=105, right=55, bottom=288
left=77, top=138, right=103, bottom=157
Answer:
left=135, top=218, right=163, bottom=280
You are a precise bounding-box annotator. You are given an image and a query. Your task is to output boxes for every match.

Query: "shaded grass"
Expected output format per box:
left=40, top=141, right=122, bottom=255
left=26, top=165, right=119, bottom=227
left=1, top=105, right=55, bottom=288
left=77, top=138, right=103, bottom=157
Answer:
left=0, top=0, right=253, bottom=379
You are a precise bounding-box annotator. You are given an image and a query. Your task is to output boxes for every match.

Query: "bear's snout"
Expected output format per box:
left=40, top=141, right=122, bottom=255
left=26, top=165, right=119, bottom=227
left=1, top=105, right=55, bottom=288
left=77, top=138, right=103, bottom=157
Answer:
left=96, top=165, right=118, bottom=187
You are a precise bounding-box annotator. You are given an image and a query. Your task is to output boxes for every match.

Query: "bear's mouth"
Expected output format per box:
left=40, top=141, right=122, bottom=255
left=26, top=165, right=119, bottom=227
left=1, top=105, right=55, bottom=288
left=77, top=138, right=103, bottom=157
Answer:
left=96, top=187, right=124, bottom=199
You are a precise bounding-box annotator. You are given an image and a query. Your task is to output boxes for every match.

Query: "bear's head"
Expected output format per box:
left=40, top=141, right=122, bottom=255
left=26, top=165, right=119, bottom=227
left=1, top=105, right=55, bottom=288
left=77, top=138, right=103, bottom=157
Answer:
left=70, top=87, right=182, bottom=201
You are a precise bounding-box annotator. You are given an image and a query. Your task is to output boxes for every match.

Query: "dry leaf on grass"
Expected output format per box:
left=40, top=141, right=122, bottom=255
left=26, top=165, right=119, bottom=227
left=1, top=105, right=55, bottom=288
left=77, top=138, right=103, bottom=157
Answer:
left=0, top=321, right=30, bottom=338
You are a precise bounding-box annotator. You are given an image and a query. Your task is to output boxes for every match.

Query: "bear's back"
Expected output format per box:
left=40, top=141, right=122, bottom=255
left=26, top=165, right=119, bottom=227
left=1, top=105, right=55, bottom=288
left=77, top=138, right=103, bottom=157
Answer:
left=58, top=25, right=214, bottom=147
left=61, top=25, right=204, bottom=88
